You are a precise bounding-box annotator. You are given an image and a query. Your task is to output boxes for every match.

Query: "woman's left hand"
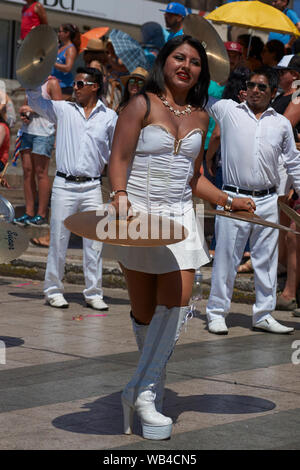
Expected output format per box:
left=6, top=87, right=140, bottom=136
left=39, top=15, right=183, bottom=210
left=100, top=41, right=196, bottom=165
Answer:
left=231, top=197, right=256, bottom=213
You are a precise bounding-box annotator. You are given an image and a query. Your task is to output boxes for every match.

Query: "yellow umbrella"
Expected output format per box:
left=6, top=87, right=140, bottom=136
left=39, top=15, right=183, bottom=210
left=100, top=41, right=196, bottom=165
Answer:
left=205, top=1, right=300, bottom=36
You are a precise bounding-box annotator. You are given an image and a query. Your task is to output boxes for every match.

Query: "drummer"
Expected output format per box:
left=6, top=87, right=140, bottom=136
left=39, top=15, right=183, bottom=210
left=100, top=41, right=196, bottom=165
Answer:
left=206, top=65, right=300, bottom=335
left=27, top=67, right=117, bottom=310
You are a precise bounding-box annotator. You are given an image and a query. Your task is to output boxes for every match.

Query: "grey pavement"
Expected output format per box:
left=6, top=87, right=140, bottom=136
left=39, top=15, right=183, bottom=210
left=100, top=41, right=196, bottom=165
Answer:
left=0, top=274, right=299, bottom=452
left=1, top=173, right=300, bottom=454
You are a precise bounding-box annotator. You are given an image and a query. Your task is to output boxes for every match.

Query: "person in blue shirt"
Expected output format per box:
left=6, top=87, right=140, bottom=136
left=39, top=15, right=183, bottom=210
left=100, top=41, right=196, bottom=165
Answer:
left=269, top=0, right=300, bottom=50
left=159, top=2, right=186, bottom=41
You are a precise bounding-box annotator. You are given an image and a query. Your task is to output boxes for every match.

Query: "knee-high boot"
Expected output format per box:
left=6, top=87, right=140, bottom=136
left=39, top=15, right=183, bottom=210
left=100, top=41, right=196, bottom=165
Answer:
left=122, top=304, right=190, bottom=440
left=130, top=312, right=166, bottom=413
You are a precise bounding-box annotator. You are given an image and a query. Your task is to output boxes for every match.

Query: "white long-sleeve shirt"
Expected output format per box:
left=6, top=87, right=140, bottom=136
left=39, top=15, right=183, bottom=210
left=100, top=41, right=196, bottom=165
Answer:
left=27, top=88, right=117, bottom=177
left=207, top=99, right=300, bottom=194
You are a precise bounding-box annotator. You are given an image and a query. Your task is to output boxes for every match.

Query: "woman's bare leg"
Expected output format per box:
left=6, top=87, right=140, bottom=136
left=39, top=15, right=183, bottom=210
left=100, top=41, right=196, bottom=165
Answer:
left=32, top=153, right=51, bottom=218
left=120, top=264, right=195, bottom=323
left=21, top=150, right=36, bottom=216
left=119, top=264, right=157, bottom=324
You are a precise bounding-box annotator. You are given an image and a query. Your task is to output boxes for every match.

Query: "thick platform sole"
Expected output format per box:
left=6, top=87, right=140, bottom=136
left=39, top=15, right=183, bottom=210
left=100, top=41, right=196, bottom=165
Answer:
left=142, top=422, right=172, bottom=440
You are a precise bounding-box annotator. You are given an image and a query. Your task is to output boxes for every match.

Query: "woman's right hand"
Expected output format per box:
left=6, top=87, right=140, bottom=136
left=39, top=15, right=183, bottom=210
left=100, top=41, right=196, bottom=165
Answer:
left=109, top=193, right=133, bottom=220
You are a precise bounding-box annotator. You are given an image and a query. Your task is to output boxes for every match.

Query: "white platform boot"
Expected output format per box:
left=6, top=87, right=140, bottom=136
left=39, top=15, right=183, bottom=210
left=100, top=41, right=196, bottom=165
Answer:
left=130, top=312, right=166, bottom=413
left=122, top=305, right=190, bottom=440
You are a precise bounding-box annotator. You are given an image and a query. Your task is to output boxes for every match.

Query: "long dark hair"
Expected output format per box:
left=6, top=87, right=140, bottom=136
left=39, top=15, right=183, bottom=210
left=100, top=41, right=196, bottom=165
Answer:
left=61, top=23, right=81, bottom=53
left=144, top=35, right=210, bottom=109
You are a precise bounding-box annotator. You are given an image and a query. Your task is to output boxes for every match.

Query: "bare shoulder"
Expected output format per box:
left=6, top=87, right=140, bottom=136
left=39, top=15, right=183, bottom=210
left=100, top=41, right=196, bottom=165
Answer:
left=194, top=107, right=209, bottom=129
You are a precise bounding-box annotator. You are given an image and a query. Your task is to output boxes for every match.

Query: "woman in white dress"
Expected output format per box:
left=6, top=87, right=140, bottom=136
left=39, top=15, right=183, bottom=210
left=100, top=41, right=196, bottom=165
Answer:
left=108, top=35, right=255, bottom=440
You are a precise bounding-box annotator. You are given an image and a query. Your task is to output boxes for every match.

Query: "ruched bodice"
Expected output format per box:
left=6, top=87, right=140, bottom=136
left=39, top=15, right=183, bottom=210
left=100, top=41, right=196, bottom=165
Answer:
left=127, top=124, right=204, bottom=215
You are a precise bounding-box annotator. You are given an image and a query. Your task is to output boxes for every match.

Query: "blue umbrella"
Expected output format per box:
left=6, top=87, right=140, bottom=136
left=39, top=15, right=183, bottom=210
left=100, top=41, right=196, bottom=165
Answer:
left=109, top=29, right=150, bottom=73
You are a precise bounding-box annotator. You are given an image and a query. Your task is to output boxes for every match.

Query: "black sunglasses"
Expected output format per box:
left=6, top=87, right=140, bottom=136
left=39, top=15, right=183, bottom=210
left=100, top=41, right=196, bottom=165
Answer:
left=73, top=80, right=95, bottom=89
left=246, top=81, right=269, bottom=92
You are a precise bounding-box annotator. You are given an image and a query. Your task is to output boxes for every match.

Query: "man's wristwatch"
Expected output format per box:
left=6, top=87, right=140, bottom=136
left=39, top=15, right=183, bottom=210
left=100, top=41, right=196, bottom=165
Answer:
left=109, top=189, right=128, bottom=199
left=224, top=194, right=233, bottom=211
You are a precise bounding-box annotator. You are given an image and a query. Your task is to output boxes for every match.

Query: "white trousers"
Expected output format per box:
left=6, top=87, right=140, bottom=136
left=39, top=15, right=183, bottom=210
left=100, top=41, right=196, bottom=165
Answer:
left=206, top=192, right=279, bottom=324
left=44, top=177, right=103, bottom=301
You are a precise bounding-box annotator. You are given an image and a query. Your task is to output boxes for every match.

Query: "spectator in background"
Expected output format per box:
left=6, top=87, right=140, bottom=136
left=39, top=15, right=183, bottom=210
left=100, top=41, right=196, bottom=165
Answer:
left=271, top=55, right=300, bottom=312
left=13, top=77, right=62, bottom=228
left=117, top=67, right=148, bottom=114
left=160, top=2, right=186, bottom=41
left=238, top=34, right=264, bottom=71
left=0, top=113, right=10, bottom=178
left=141, top=22, right=166, bottom=68
left=0, top=86, right=16, bottom=129
left=20, top=0, right=47, bottom=41
left=269, top=0, right=300, bottom=52
left=83, top=38, right=122, bottom=110
left=52, top=24, right=81, bottom=99
left=262, top=40, right=285, bottom=67
left=83, top=38, right=109, bottom=69
left=224, top=41, right=243, bottom=73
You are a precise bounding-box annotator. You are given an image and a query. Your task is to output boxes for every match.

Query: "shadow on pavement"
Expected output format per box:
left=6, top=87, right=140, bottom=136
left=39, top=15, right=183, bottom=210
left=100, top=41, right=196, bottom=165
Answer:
left=52, top=390, right=275, bottom=436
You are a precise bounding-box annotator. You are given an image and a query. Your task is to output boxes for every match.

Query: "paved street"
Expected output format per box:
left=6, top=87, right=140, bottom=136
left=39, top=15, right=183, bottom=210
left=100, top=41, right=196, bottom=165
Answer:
left=0, top=274, right=299, bottom=453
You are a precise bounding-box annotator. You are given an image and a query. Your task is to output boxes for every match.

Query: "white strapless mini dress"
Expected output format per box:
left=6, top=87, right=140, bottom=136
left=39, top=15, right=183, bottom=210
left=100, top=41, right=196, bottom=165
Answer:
left=114, top=124, right=210, bottom=273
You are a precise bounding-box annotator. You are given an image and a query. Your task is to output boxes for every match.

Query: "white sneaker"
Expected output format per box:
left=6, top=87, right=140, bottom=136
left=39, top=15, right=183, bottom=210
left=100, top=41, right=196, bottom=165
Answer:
left=86, top=298, right=109, bottom=311
left=208, top=317, right=228, bottom=335
left=253, top=316, right=294, bottom=334
left=46, top=295, right=69, bottom=309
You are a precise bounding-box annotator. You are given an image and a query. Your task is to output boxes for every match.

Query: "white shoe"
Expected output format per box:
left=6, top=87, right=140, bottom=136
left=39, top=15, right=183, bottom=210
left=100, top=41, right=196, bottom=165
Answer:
left=208, top=317, right=228, bottom=335
left=86, top=298, right=109, bottom=311
left=46, top=295, right=69, bottom=308
left=253, top=316, right=294, bottom=334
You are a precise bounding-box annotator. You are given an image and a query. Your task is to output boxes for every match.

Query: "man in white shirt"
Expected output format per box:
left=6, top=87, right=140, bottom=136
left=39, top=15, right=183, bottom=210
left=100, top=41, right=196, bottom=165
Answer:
left=27, top=67, right=117, bottom=309
left=206, top=66, right=300, bottom=334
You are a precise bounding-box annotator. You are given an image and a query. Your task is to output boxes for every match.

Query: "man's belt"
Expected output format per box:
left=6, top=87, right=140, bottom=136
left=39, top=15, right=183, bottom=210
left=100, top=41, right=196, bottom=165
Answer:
left=56, top=171, right=101, bottom=183
left=223, top=185, right=276, bottom=197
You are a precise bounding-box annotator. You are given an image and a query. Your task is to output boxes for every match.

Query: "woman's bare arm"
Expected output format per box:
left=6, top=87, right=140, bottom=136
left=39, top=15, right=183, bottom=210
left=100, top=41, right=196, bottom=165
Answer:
left=108, top=95, right=147, bottom=198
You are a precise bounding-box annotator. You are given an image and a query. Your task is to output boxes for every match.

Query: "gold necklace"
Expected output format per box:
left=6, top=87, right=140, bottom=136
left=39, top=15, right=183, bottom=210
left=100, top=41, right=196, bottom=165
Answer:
left=159, top=95, right=192, bottom=117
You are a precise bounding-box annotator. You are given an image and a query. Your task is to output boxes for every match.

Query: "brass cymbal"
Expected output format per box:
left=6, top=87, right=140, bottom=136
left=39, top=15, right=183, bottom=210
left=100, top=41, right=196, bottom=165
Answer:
left=183, top=14, right=230, bottom=83
left=16, top=25, right=58, bottom=89
left=64, top=210, right=188, bottom=246
left=278, top=197, right=300, bottom=228
left=0, top=222, right=30, bottom=263
left=204, top=208, right=300, bottom=235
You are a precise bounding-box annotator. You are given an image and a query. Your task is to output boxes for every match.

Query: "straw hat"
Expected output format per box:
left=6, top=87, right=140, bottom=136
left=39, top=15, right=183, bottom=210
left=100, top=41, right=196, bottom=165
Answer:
left=120, top=67, right=149, bottom=86
left=85, top=38, right=107, bottom=51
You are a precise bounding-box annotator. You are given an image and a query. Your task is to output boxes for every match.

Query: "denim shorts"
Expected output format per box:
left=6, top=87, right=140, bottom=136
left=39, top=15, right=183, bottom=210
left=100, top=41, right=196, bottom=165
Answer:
left=20, top=132, right=55, bottom=158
